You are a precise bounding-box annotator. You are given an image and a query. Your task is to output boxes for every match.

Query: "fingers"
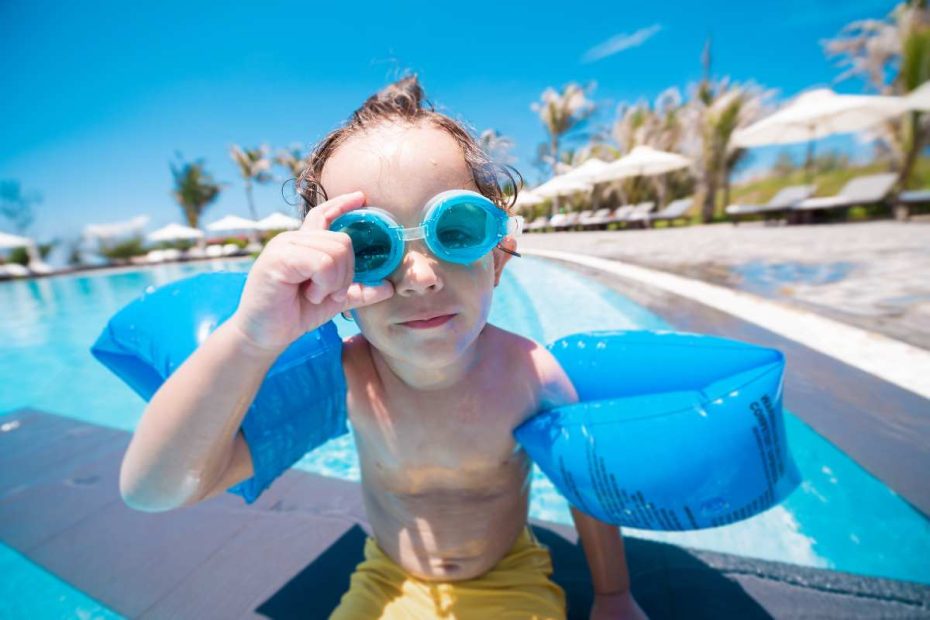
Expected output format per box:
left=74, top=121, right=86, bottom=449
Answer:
left=343, top=280, right=395, bottom=310
left=301, top=190, right=367, bottom=231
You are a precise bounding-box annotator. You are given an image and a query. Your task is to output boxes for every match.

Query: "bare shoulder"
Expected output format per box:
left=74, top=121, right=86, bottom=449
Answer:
left=483, top=325, right=579, bottom=411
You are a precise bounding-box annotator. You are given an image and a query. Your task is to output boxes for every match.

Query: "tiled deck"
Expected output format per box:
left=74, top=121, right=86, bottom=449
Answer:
left=1, top=410, right=928, bottom=619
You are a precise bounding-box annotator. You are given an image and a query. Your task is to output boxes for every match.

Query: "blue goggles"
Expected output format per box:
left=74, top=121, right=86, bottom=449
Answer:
left=329, top=190, right=522, bottom=284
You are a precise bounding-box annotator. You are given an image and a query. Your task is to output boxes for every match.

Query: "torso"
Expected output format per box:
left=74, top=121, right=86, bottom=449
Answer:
left=342, top=325, right=552, bottom=581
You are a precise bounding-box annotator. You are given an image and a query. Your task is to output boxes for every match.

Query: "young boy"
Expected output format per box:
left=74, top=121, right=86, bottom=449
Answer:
left=120, top=77, right=646, bottom=619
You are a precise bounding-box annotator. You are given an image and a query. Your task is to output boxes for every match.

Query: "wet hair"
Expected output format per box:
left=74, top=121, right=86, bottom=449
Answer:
left=295, top=75, right=521, bottom=217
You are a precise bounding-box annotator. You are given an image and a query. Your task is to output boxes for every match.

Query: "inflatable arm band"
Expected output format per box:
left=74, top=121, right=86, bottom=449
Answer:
left=94, top=273, right=798, bottom=529
left=90, top=272, right=347, bottom=503
left=514, top=331, right=800, bottom=530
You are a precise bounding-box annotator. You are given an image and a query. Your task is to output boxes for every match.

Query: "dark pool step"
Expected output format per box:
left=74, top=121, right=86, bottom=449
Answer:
left=1, top=409, right=927, bottom=619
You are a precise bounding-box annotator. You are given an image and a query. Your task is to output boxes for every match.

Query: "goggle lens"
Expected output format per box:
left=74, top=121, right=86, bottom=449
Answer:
left=434, top=201, right=491, bottom=251
left=338, top=220, right=393, bottom=274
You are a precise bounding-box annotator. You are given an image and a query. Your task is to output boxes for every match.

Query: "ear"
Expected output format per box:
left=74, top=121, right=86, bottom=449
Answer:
left=492, top=236, right=517, bottom=287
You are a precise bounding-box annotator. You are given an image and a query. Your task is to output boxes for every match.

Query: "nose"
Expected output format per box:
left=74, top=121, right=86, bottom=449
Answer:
left=393, top=244, right=444, bottom=297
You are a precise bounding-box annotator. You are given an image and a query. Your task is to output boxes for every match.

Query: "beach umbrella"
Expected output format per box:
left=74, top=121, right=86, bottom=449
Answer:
left=905, top=81, right=930, bottom=111
left=533, top=174, right=593, bottom=198
left=146, top=223, right=204, bottom=242
left=533, top=174, right=594, bottom=218
left=512, top=190, right=545, bottom=213
left=561, top=158, right=611, bottom=184
left=257, top=212, right=301, bottom=231
left=592, top=146, right=691, bottom=183
left=732, top=89, right=906, bottom=176
left=206, top=215, right=260, bottom=232
left=0, top=231, right=35, bottom=249
left=83, top=215, right=150, bottom=240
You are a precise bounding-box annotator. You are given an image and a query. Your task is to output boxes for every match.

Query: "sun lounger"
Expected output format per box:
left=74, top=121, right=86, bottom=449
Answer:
left=526, top=215, right=549, bottom=232
left=205, top=245, right=224, bottom=258
left=585, top=208, right=612, bottom=229
left=27, top=261, right=54, bottom=275
left=607, top=205, right=636, bottom=226
left=551, top=212, right=580, bottom=231
left=726, top=185, right=814, bottom=224
left=0, top=263, right=30, bottom=279
left=145, top=250, right=167, bottom=264
left=222, top=243, right=242, bottom=256
left=577, top=210, right=598, bottom=229
left=625, top=202, right=656, bottom=228
left=650, top=197, right=693, bottom=226
left=894, top=188, right=930, bottom=220
left=793, top=173, right=897, bottom=223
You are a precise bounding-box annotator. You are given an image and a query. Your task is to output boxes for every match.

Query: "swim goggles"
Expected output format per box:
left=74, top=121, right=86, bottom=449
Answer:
left=329, top=189, right=522, bottom=284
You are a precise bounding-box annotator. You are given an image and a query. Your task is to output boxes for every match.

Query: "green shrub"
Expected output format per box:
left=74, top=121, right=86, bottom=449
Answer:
left=99, top=236, right=145, bottom=261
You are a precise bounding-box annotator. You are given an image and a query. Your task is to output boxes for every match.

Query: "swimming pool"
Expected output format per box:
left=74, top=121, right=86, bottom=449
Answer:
left=2, top=257, right=928, bottom=617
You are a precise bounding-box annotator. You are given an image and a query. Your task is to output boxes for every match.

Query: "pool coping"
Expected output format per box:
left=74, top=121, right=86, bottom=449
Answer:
left=525, top=250, right=930, bottom=520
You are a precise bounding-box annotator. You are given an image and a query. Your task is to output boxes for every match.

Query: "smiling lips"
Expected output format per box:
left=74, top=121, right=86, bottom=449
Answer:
left=398, top=314, right=456, bottom=329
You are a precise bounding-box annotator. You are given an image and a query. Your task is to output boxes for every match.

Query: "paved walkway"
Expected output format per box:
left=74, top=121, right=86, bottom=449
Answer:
left=519, top=220, right=930, bottom=350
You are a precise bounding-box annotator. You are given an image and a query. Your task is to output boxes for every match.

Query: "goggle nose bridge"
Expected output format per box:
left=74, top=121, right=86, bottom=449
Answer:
left=398, top=225, right=427, bottom=242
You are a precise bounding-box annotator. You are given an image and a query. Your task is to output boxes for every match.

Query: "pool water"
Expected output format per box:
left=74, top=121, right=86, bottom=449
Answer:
left=2, top=257, right=929, bottom=618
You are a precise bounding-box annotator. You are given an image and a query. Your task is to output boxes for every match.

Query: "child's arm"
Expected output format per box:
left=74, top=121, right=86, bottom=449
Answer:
left=533, top=345, right=647, bottom=619
left=120, top=191, right=392, bottom=512
left=571, top=508, right=647, bottom=619
left=119, top=320, right=285, bottom=512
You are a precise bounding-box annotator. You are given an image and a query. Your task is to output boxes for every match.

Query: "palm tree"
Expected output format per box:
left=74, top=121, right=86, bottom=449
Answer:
left=274, top=144, right=308, bottom=179
left=478, top=129, right=516, bottom=165
left=612, top=88, right=687, bottom=205
left=170, top=156, right=222, bottom=229
left=531, top=83, right=597, bottom=176
left=824, top=0, right=930, bottom=189
left=229, top=144, right=273, bottom=220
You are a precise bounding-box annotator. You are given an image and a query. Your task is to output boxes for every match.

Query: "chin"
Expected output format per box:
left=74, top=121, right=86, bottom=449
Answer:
left=387, top=321, right=483, bottom=363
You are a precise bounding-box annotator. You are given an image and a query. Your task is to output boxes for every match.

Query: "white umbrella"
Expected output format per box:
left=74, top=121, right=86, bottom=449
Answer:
left=905, top=81, right=930, bottom=111
left=83, top=215, right=150, bottom=240
left=0, top=231, right=51, bottom=272
left=513, top=190, right=545, bottom=210
left=592, top=146, right=691, bottom=183
left=147, top=223, right=204, bottom=242
left=732, top=88, right=906, bottom=148
left=0, top=231, right=34, bottom=249
left=206, top=215, right=260, bottom=232
left=561, top=158, right=610, bottom=183
left=257, top=212, right=301, bottom=231
left=533, top=174, right=593, bottom=198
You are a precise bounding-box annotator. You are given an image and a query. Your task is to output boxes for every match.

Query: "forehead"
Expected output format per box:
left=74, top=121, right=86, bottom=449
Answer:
left=320, top=121, right=476, bottom=218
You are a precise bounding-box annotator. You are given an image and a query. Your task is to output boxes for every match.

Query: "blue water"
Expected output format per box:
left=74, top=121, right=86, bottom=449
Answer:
left=2, top=257, right=929, bottom=618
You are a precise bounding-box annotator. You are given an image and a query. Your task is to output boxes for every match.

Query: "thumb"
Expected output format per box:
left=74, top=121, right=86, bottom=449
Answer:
left=343, top=280, right=395, bottom=311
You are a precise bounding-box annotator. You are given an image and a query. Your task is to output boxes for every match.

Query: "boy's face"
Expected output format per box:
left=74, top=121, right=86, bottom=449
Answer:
left=321, top=121, right=516, bottom=367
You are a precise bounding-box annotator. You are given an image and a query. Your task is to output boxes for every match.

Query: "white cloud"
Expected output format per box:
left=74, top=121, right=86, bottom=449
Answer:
left=581, top=24, right=663, bottom=63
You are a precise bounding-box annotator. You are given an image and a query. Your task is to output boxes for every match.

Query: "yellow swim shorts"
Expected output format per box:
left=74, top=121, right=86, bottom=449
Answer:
left=329, top=527, right=567, bottom=619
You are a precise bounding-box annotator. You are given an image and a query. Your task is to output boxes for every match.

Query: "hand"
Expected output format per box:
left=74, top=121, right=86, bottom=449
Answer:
left=590, top=591, right=648, bottom=620
left=228, top=191, right=394, bottom=351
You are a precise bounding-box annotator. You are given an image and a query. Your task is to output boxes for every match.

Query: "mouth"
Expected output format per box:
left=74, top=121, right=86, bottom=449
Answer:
left=397, top=313, right=457, bottom=329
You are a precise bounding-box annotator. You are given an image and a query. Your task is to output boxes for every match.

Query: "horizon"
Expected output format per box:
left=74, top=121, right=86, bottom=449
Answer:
left=1, top=0, right=898, bottom=249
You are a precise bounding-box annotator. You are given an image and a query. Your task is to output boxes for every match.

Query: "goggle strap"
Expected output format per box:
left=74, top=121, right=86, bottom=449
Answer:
left=497, top=244, right=521, bottom=258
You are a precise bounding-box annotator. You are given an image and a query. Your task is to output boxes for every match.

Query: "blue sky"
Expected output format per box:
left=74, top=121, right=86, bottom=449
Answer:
left=1, top=0, right=897, bottom=246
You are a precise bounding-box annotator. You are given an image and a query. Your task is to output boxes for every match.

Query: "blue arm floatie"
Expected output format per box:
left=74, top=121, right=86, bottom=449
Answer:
left=514, top=331, right=800, bottom=530
left=90, top=272, right=347, bottom=503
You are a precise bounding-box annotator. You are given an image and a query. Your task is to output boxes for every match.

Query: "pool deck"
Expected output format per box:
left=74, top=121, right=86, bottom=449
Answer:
left=520, top=221, right=930, bottom=349
left=2, top=410, right=929, bottom=619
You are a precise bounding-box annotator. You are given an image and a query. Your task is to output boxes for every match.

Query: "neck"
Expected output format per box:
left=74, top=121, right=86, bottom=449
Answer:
left=370, top=333, right=483, bottom=391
